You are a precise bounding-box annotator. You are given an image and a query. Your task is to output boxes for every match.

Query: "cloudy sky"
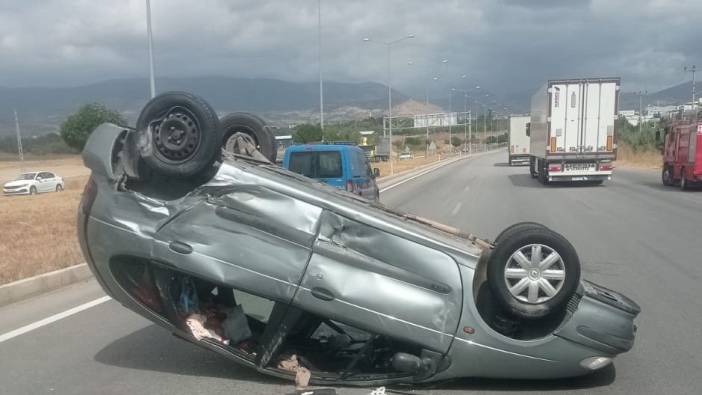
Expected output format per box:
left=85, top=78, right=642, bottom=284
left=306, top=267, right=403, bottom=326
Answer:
left=0, top=0, right=699, bottom=96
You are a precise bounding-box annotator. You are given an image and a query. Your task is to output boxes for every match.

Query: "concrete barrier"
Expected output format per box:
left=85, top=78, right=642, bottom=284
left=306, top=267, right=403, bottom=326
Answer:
left=0, top=263, right=92, bottom=307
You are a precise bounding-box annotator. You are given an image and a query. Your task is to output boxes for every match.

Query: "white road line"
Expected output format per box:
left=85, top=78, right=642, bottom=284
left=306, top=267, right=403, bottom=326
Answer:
left=0, top=296, right=111, bottom=344
left=380, top=160, right=460, bottom=193
left=451, top=202, right=463, bottom=215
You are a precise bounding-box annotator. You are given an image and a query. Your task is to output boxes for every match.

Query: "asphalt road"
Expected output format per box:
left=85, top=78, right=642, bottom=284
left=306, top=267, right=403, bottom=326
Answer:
left=1, top=151, right=701, bottom=394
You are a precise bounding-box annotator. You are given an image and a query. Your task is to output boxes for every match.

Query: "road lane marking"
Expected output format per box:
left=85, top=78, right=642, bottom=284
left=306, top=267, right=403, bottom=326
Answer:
left=451, top=202, right=463, bottom=215
left=380, top=159, right=463, bottom=193
left=0, top=296, right=111, bottom=344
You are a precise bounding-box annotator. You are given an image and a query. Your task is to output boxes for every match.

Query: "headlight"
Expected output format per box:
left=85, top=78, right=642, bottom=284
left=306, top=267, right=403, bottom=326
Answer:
left=580, top=356, right=612, bottom=370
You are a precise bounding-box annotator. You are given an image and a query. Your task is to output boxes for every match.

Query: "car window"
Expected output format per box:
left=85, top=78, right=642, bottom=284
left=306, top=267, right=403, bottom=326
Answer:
left=289, top=151, right=342, bottom=179
left=317, top=151, right=342, bottom=178
left=289, top=152, right=316, bottom=178
left=44, top=172, right=55, bottom=178
left=351, top=151, right=366, bottom=178
left=16, top=173, right=36, bottom=180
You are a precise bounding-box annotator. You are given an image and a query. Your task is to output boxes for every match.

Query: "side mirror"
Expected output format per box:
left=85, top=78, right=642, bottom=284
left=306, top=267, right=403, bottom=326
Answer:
left=372, top=168, right=380, bottom=178
left=526, top=122, right=531, bottom=137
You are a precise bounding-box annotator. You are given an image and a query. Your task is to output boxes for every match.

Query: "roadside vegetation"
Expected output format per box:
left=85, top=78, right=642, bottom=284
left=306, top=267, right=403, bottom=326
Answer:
left=615, top=116, right=661, bottom=168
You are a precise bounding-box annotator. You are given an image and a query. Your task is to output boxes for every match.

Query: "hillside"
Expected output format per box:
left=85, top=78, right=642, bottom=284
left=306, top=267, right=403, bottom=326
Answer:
left=0, top=77, right=409, bottom=136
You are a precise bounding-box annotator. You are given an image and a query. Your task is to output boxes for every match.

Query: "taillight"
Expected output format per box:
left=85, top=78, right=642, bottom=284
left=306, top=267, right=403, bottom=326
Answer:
left=548, top=163, right=562, bottom=172
left=346, top=180, right=354, bottom=192
left=81, top=176, right=98, bottom=216
left=599, top=162, right=614, bottom=171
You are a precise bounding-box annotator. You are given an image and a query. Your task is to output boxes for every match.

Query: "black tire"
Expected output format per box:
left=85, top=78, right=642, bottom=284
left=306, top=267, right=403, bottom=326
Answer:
left=136, top=92, right=221, bottom=179
left=494, top=222, right=548, bottom=245
left=662, top=166, right=673, bottom=186
left=220, top=112, right=277, bottom=162
left=680, top=168, right=688, bottom=190
left=508, top=157, right=513, bottom=166
left=529, top=157, right=538, bottom=178
left=29, top=186, right=37, bottom=195
left=487, top=226, right=580, bottom=319
left=537, top=160, right=549, bottom=184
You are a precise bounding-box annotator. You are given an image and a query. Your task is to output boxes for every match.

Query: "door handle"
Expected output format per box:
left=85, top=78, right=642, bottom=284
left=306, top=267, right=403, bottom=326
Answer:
left=169, top=240, right=193, bottom=254
left=310, top=287, right=335, bottom=301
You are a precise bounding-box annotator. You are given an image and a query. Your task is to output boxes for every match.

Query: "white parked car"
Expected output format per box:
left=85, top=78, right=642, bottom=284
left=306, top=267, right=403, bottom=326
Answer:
left=3, top=171, right=64, bottom=195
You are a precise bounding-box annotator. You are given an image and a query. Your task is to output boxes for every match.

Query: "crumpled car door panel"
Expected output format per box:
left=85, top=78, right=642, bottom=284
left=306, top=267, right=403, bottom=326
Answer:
left=154, top=185, right=322, bottom=302
left=293, top=210, right=462, bottom=354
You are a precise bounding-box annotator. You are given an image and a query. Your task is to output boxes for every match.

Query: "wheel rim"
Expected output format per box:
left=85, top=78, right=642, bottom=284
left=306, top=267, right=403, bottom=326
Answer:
left=150, top=107, right=201, bottom=163
left=504, top=244, right=566, bottom=304
left=224, top=132, right=258, bottom=155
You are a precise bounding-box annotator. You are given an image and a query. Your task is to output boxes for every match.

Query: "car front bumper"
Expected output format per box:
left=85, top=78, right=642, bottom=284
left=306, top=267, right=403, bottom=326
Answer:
left=3, top=187, right=30, bottom=195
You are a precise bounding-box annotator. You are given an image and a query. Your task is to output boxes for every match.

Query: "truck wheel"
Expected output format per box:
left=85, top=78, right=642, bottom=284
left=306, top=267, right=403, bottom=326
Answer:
left=508, top=157, right=513, bottom=166
left=221, top=113, right=277, bottom=162
left=136, top=92, right=221, bottom=179
left=680, top=169, right=688, bottom=190
left=529, top=158, right=538, bottom=178
left=487, top=226, right=580, bottom=319
left=538, top=160, right=549, bottom=184
left=662, top=166, right=673, bottom=186
left=494, top=222, right=547, bottom=245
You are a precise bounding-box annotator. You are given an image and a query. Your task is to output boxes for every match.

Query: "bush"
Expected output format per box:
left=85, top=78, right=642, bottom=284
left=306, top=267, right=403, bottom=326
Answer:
left=60, top=103, right=125, bottom=150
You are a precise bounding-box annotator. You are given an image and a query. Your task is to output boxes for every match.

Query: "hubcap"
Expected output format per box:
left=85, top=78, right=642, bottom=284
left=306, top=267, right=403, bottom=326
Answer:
left=152, top=109, right=200, bottom=162
left=504, top=244, right=566, bottom=304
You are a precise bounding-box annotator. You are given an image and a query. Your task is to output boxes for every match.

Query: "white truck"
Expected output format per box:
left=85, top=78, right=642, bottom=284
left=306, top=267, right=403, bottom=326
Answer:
left=508, top=115, right=531, bottom=166
left=529, top=78, right=619, bottom=184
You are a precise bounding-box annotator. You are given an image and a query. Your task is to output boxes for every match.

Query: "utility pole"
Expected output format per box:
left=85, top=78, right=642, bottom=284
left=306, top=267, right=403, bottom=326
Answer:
left=146, top=0, right=156, bottom=98
left=318, top=0, right=324, bottom=139
left=638, top=90, right=647, bottom=133
left=14, top=109, right=24, bottom=170
left=448, top=88, right=454, bottom=154
left=684, top=65, right=696, bottom=110
left=463, top=92, right=468, bottom=155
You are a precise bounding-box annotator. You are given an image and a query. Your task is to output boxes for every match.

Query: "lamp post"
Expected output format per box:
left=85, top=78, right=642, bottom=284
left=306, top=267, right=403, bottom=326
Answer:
left=449, top=88, right=455, bottom=154
left=145, top=0, right=156, bottom=98
left=363, top=34, right=415, bottom=175
left=318, top=0, right=324, bottom=139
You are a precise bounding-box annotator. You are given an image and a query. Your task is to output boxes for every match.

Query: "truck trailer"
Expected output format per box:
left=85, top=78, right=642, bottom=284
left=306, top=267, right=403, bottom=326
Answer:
left=529, top=78, right=619, bottom=184
left=508, top=115, right=530, bottom=166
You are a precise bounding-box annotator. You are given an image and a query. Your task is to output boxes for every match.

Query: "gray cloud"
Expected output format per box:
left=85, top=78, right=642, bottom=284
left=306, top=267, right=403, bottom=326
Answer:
left=0, top=0, right=699, bottom=99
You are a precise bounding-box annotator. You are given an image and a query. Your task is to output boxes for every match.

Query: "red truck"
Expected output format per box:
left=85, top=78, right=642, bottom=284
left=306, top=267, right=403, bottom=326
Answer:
left=660, top=115, right=702, bottom=189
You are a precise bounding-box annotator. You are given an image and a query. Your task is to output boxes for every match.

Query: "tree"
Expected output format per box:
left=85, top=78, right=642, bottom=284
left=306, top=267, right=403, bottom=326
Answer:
left=293, top=123, right=322, bottom=143
left=60, top=103, right=126, bottom=150
left=451, top=136, right=463, bottom=147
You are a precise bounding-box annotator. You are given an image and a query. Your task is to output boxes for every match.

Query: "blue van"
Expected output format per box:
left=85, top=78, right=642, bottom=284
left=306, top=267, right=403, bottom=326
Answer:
left=283, top=144, right=380, bottom=201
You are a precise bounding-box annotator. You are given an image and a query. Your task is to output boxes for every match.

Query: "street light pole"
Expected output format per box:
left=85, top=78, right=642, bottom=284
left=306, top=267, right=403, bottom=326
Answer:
left=684, top=65, right=696, bottom=110
left=14, top=109, right=24, bottom=170
left=318, top=0, right=324, bottom=139
left=145, top=0, right=156, bottom=99
left=448, top=88, right=454, bottom=154
left=363, top=34, right=415, bottom=175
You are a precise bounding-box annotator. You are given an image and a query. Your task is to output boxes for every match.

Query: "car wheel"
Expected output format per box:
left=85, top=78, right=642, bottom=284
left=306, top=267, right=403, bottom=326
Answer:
left=494, top=222, right=547, bottom=245
left=662, top=166, right=673, bottom=186
left=136, top=92, right=221, bottom=179
left=487, top=226, right=580, bottom=319
left=29, top=186, right=37, bottom=195
left=680, top=168, right=688, bottom=190
left=56, top=184, right=63, bottom=192
left=220, top=112, right=277, bottom=162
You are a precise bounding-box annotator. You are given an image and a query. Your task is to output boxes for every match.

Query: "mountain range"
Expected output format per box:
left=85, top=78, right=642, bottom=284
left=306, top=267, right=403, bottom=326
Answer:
left=0, top=76, right=698, bottom=137
left=0, top=77, right=408, bottom=137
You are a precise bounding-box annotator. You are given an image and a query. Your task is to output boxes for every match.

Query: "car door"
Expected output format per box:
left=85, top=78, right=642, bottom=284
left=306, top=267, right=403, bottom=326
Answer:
left=292, top=210, right=462, bottom=354
left=43, top=172, right=57, bottom=191
left=152, top=184, right=323, bottom=304
left=37, top=172, right=52, bottom=192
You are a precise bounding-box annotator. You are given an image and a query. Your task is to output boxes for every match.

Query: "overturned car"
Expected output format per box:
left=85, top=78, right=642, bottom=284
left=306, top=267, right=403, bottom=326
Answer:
left=78, top=92, right=639, bottom=387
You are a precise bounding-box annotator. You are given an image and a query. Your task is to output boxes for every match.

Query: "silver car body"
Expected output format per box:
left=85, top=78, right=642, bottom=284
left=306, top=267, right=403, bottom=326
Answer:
left=79, top=124, right=639, bottom=385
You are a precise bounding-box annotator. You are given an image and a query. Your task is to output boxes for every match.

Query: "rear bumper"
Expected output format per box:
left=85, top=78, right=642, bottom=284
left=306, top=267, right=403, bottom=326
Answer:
left=557, top=281, right=640, bottom=354
left=548, top=171, right=612, bottom=182
left=509, top=154, right=530, bottom=164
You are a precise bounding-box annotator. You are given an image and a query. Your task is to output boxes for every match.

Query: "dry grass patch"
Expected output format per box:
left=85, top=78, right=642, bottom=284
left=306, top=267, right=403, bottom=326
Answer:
left=615, top=146, right=661, bottom=170
left=375, top=154, right=457, bottom=178
left=0, top=175, right=89, bottom=285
